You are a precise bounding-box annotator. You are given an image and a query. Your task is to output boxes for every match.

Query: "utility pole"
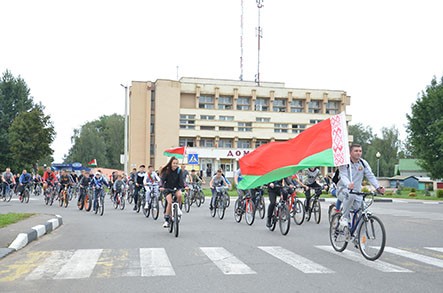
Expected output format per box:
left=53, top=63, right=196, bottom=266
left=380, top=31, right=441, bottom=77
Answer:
left=255, top=0, right=264, bottom=86
left=120, top=84, right=129, bottom=175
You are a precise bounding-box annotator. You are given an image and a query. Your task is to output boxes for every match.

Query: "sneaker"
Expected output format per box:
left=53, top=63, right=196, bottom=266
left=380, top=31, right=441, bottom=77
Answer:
left=266, top=218, right=272, bottom=228
left=144, top=202, right=149, bottom=209
left=177, top=208, right=183, bottom=216
left=339, top=217, right=349, bottom=230
left=133, top=205, right=137, bottom=211
left=162, top=221, right=170, bottom=228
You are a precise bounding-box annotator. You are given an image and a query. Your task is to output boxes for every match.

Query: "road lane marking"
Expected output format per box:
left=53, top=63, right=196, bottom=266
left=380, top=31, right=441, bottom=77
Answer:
left=258, top=246, right=333, bottom=274
left=316, top=246, right=412, bottom=273
left=139, top=248, right=175, bottom=276
left=26, top=250, right=75, bottom=280
left=425, top=247, right=443, bottom=253
left=384, top=247, right=443, bottom=268
left=54, top=249, right=103, bottom=279
left=0, top=251, right=50, bottom=282
left=200, top=247, right=256, bottom=275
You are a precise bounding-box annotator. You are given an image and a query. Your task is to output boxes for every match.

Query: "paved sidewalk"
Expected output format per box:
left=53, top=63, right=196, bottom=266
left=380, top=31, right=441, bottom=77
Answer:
left=0, top=213, right=63, bottom=259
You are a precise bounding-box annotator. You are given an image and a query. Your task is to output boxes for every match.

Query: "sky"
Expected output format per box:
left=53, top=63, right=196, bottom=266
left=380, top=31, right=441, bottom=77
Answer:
left=1, top=0, right=442, bottom=162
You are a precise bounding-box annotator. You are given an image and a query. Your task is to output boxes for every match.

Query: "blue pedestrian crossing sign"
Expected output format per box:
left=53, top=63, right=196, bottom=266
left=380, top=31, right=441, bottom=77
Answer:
left=187, top=154, right=199, bottom=165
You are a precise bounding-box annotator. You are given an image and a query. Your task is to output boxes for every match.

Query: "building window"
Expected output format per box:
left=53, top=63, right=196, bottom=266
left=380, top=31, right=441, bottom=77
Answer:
left=219, top=126, right=234, bottom=131
left=308, top=100, right=321, bottom=113
left=256, top=117, right=270, bottom=122
left=274, top=123, right=288, bottom=133
left=237, top=96, right=251, bottom=111
left=290, top=100, right=304, bottom=113
left=200, top=125, right=215, bottom=130
left=219, top=115, right=234, bottom=121
left=218, top=96, right=233, bottom=110
left=200, top=115, right=215, bottom=120
left=255, top=98, right=269, bottom=111
left=200, top=138, right=214, bottom=147
left=273, top=98, right=287, bottom=112
left=218, top=138, right=233, bottom=148
left=255, top=139, right=269, bottom=147
left=238, top=122, right=252, bottom=132
left=199, top=95, right=214, bottom=109
left=179, top=137, right=195, bottom=147
left=292, top=124, right=306, bottom=134
left=309, top=119, right=322, bottom=124
left=180, top=114, right=195, bottom=129
left=238, top=139, right=251, bottom=148
left=326, top=101, right=339, bottom=114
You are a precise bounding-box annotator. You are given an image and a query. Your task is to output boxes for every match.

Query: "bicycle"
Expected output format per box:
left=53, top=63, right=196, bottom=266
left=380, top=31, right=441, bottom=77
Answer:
left=183, top=188, right=191, bottom=213
left=268, top=193, right=291, bottom=236
left=188, top=183, right=201, bottom=207
left=113, top=189, right=126, bottom=210
left=93, top=187, right=105, bottom=216
left=77, top=186, right=93, bottom=211
left=58, top=185, right=69, bottom=208
left=211, top=186, right=228, bottom=220
left=19, top=183, right=32, bottom=204
left=44, top=184, right=56, bottom=206
left=285, top=187, right=305, bottom=225
left=234, top=190, right=255, bottom=225
left=127, top=182, right=134, bottom=205
left=1, top=183, right=14, bottom=202
left=329, top=191, right=386, bottom=261
left=304, top=187, right=322, bottom=224
left=253, top=186, right=266, bottom=220
left=163, top=188, right=181, bottom=238
left=145, top=183, right=160, bottom=220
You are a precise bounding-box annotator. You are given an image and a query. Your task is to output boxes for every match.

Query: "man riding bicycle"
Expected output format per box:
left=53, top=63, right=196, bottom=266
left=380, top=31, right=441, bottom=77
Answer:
left=337, top=144, right=385, bottom=229
left=58, top=170, right=74, bottom=197
left=1, top=168, right=15, bottom=198
left=133, top=165, right=147, bottom=211
left=209, top=169, right=229, bottom=211
left=302, top=167, right=324, bottom=212
left=266, top=177, right=293, bottom=228
left=144, top=165, right=161, bottom=210
left=17, top=169, right=32, bottom=200
left=42, top=167, right=57, bottom=190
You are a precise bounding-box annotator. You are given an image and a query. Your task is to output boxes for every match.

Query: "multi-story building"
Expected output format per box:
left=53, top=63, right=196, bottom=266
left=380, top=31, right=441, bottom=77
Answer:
left=128, top=77, right=351, bottom=178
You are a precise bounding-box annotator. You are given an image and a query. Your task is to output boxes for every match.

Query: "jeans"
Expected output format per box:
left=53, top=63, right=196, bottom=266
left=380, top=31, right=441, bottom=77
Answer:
left=267, top=188, right=288, bottom=220
left=342, top=192, right=363, bottom=221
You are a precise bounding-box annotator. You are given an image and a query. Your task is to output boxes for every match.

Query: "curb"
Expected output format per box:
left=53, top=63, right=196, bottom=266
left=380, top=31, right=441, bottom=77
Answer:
left=0, top=215, right=63, bottom=259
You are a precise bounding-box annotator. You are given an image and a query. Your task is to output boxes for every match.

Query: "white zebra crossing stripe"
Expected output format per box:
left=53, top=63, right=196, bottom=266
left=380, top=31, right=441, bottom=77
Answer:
left=315, top=246, right=412, bottom=273
left=26, top=251, right=75, bottom=280
left=139, top=248, right=175, bottom=276
left=54, top=249, right=103, bottom=279
left=258, top=246, right=333, bottom=274
left=384, top=247, right=443, bottom=268
left=200, top=247, right=256, bottom=275
left=425, top=247, right=443, bottom=253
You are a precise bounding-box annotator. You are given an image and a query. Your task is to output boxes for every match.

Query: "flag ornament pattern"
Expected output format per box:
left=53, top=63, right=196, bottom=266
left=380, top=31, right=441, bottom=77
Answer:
left=163, top=147, right=186, bottom=159
left=238, top=112, right=350, bottom=190
left=87, top=159, right=97, bottom=167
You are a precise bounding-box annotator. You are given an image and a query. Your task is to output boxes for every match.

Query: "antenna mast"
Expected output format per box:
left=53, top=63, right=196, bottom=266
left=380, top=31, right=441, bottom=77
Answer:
left=255, top=0, right=264, bottom=86
left=239, top=0, right=244, bottom=81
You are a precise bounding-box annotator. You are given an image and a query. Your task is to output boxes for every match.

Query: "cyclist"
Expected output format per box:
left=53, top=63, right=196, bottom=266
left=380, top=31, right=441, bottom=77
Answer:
left=302, top=167, right=324, bottom=212
left=266, top=177, right=292, bottom=227
left=338, top=144, right=385, bottom=229
left=133, top=165, right=147, bottom=211
left=234, top=168, right=247, bottom=200
left=2, top=168, right=16, bottom=198
left=17, top=169, right=32, bottom=200
left=58, top=170, right=74, bottom=197
left=77, top=170, right=91, bottom=205
left=144, top=165, right=161, bottom=209
left=181, top=164, right=191, bottom=185
left=209, top=169, right=229, bottom=211
left=89, top=171, right=109, bottom=211
left=113, top=174, right=126, bottom=203
left=42, top=167, right=57, bottom=190
left=159, top=156, right=186, bottom=228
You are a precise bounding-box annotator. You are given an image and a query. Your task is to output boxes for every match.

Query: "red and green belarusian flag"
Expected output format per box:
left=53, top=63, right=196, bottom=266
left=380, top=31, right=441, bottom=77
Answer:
left=163, top=146, right=186, bottom=159
left=87, top=159, right=98, bottom=167
left=238, top=112, right=350, bottom=189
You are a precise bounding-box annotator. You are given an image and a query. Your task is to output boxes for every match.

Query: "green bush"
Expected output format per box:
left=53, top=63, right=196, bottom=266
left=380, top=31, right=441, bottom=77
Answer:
left=437, top=190, right=443, bottom=198
left=385, top=191, right=393, bottom=196
left=361, top=186, right=370, bottom=193
left=395, top=188, right=402, bottom=195
left=410, top=188, right=416, bottom=192
left=409, top=192, right=416, bottom=197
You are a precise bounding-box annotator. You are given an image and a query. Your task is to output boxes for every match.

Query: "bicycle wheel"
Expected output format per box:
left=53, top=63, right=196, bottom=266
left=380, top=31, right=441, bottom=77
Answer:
left=85, top=194, right=92, bottom=212
left=278, top=205, right=291, bottom=235
left=24, top=189, right=30, bottom=203
left=58, top=193, right=63, bottom=207
left=99, top=195, right=104, bottom=216
left=245, top=199, right=255, bottom=226
left=6, top=189, right=13, bottom=202
left=45, top=193, right=50, bottom=205
left=173, top=204, right=179, bottom=238
left=200, top=191, right=205, bottom=204
left=210, top=198, right=217, bottom=217
left=195, top=191, right=202, bottom=207
left=358, top=215, right=386, bottom=261
left=64, top=193, right=69, bottom=208
left=313, top=200, right=321, bottom=224
left=142, top=198, right=150, bottom=218
left=234, top=198, right=242, bottom=223
left=217, top=197, right=225, bottom=220
left=329, top=213, right=348, bottom=252
left=328, top=203, right=336, bottom=223
left=94, top=198, right=99, bottom=214
left=306, top=199, right=313, bottom=222
left=270, top=214, right=277, bottom=231
left=128, top=192, right=134, bottom=204
left=113, top=195, right=119, bottom=209
left=184, top=195, right=190, bottom=213
left=78, top=195, right=84, bottom=210
left=293, top=199, right=305, bottom=225
left=152, top=197, right=159, bottom=220
left=258, top=197, right=266, bottom=219
left=120, top=196, right=125, bottom=210
left=224, top=193, right=230, bottom=208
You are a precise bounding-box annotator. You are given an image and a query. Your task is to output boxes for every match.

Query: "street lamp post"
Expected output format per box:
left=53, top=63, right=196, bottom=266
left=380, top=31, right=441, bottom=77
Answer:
left=376, top=152, right=381, bottom=178
left=120, top=84, right=128, bottom=175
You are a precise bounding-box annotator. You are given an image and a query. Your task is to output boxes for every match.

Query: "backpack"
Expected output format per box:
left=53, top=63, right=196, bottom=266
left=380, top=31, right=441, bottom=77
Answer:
left=332, top=159, right=366, bottom=184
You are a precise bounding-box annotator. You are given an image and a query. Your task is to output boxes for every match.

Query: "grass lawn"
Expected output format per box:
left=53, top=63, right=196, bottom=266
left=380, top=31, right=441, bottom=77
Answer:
left=0, top=213, right=35, bottom=228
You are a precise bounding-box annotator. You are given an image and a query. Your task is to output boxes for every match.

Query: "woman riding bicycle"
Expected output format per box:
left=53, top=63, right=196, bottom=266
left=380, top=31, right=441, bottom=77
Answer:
left=159, top=157, right=187, bottom=228
left=266, top=177, right=292, bottom=228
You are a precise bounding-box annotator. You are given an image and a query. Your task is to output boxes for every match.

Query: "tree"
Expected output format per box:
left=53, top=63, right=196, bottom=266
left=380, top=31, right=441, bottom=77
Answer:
left=348, top=123, right=374, bottom=152
left=8, top=104, right=55, bottom=171
left=0, top=70, right=34, bottom=170
left=366, top=126, right=401, bottom=177
left=65, top=114, right=124, bottom=169
left=407, top=76, right=443, bottom=179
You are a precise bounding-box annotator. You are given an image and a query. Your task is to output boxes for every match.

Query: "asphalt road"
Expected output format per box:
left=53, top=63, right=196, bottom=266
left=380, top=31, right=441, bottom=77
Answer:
left=1, top=195, right=443, bottom=293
